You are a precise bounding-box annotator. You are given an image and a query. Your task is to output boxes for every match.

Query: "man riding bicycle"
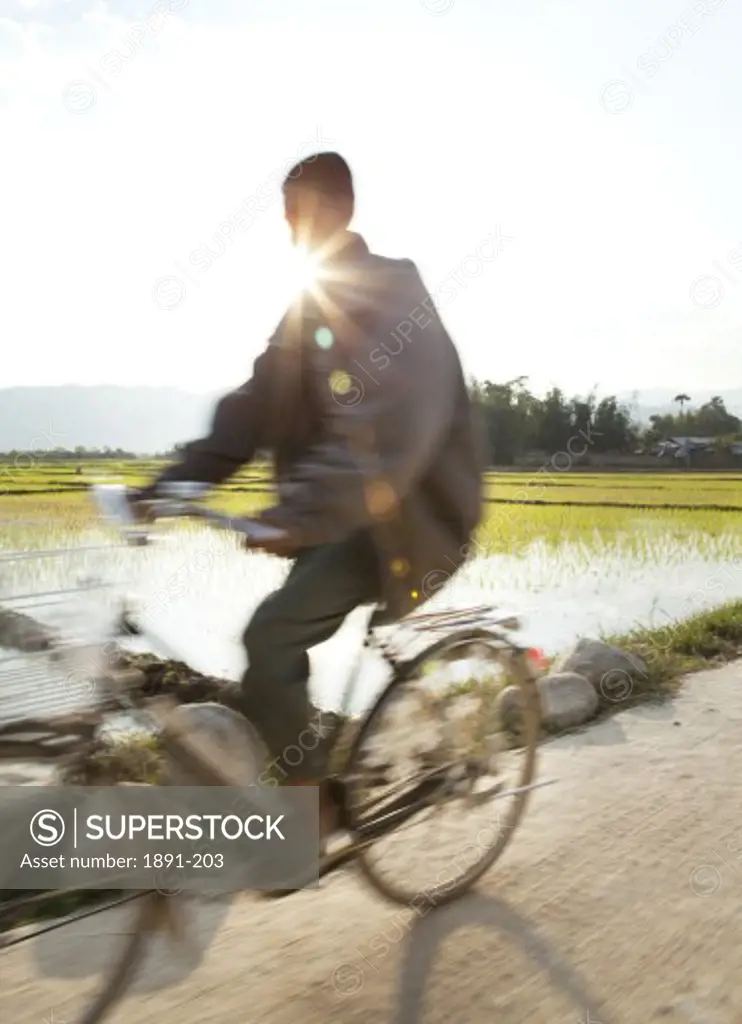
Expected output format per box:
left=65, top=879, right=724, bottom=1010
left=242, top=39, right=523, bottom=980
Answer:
left=130, top=151, right=482, bottom=845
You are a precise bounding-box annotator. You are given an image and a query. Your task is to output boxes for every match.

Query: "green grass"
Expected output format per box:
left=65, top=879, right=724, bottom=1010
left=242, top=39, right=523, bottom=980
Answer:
left=604, top=599, right=742, bottom=698
left=4, top=461, right=742, bottom=506
left=4, top=462, right=742, bottom=558
left=60, top=735, right=164, bottom=785
left=475, top=503, right=742, bottom=555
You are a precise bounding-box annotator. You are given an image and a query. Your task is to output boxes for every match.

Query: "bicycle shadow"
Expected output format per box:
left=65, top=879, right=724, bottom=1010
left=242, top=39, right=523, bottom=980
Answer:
left=29, top=889, right=237, bottom=991
left=539, top=698, right=677, bottom=755
left=391, top=891, right=612, bottom=1024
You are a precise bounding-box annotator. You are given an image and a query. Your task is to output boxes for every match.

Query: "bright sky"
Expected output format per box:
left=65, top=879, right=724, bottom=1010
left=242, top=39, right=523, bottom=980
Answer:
left=3, top=0, right=742, bottom=397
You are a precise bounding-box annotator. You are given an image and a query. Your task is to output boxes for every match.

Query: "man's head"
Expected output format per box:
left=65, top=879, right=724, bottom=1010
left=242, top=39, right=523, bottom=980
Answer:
left=282, top=151, right=354, bottom=251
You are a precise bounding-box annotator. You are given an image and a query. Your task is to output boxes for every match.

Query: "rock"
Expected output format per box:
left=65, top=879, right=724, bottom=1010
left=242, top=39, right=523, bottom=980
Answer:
left=0, top=607, right=58, bottom=653
left=500, top=671, right=599, bottom=733
left=114, top=608, right=142, bottom=637
left=552, top=638, right=647, bottom=699
left=161, top=702, right=266, bottom=786
left=538, top=672, right=600, bottom=730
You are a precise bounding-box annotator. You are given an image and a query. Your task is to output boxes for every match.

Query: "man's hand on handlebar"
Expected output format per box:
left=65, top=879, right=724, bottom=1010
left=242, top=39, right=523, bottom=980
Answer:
left=121, top=488, right=299, bottom=557
left=125, top=492, right=158, bottom=525
left=244, top=509, right=300, bottom=559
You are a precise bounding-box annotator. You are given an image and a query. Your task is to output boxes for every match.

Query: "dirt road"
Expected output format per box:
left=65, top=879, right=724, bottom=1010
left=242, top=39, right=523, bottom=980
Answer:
left=2, top=662, right=742, bottom=1023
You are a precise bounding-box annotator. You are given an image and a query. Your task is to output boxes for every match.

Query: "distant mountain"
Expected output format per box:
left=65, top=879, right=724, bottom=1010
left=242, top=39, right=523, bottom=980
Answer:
left=2, top=385, right=742, bottom=453
left=0, top=386, right=220, bottom=453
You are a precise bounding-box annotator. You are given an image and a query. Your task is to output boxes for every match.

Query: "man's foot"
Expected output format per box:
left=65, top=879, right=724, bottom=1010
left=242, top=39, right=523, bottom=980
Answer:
left=277, top=776, right=341, bottom=838
left=257, top=778, right=343, bottom=900
left=290, top=777, right=344, bottom=845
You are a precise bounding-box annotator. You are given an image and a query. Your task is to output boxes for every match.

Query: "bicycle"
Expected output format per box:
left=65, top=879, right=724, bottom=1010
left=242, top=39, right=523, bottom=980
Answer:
left=0, top=482, right=547, bottom=1022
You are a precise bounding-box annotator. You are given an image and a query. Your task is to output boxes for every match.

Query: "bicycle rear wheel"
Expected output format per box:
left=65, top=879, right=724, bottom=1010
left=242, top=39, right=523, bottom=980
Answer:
left=344, top=629, right=542, bottom=907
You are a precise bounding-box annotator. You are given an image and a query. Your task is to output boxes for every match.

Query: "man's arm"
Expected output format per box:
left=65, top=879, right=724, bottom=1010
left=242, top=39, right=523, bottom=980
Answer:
left=260, top=263, right=460, bottom=546
left=134, top=339, right=278, bottom=501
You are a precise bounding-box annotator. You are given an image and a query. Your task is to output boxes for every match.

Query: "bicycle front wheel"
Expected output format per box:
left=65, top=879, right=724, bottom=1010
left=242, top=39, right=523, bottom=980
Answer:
left=81, top=701, right=262, bottom=1021
left=79, top=891, right=163, bottom=1024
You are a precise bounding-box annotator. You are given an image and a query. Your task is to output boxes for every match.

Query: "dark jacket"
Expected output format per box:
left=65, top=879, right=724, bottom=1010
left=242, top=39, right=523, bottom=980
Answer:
left=145, top=233, right=483, bottom=621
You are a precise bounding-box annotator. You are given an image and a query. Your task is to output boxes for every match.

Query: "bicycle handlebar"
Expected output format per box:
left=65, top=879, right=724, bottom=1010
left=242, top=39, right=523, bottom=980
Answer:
left=90, top=483, right=289, bottom=545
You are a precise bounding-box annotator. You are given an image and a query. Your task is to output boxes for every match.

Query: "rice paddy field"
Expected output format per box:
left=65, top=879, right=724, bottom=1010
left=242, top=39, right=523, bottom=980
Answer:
left=2, top=460, right=742, bottom=713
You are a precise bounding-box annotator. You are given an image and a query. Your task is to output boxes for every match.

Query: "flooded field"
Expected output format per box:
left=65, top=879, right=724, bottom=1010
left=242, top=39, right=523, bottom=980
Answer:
left=2, top=481, right=742, bottom=717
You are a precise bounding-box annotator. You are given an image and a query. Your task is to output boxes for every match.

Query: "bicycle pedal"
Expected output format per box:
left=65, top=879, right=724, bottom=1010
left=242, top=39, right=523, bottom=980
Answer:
left=320, top=834, right=372, bottom=876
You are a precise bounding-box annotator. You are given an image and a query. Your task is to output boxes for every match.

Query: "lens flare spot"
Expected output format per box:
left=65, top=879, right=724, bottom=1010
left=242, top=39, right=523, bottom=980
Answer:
left=365, top=479, right=397, bottom=519
left=315, top=326, right=334, bottom=349
left=390, top=557, right=410, bottom=577
left=329, top=370, right=352, bottom=395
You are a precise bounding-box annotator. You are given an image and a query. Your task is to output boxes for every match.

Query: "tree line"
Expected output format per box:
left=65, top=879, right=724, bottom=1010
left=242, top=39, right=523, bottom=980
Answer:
left=0, top=384, right=740, bottom=466
left=0, top=447, right=161, bottom=462
left=469, top=380, right=741, bottom=464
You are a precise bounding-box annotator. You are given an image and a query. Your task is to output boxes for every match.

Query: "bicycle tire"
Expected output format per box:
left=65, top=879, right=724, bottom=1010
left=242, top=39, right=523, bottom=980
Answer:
left=79, top=891, right=164, bottom=1024
left=344, top=628, right=542, bottom=908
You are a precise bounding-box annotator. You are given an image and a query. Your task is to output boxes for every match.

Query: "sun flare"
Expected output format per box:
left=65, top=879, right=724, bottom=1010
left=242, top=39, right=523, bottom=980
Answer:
left=287, top=245, right=323, bottom=296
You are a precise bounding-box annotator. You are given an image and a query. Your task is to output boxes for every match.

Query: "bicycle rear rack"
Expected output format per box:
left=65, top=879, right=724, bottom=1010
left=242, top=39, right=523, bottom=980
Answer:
left=366, top=603, right=523, bottom=668
left=394, top=604, right=521, bottom=633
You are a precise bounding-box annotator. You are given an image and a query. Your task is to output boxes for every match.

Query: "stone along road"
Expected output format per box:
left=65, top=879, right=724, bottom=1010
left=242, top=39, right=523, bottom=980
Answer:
left=2, top=662, right=742, bottom=1023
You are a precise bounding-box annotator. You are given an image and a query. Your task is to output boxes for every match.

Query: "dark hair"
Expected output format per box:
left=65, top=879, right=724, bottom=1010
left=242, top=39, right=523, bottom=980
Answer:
left=283, top=151, right=354, bottom=209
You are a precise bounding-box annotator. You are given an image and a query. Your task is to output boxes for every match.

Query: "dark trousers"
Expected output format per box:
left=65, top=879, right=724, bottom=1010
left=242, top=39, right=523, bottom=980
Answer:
left=239, top=529, right=382, bottom=781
